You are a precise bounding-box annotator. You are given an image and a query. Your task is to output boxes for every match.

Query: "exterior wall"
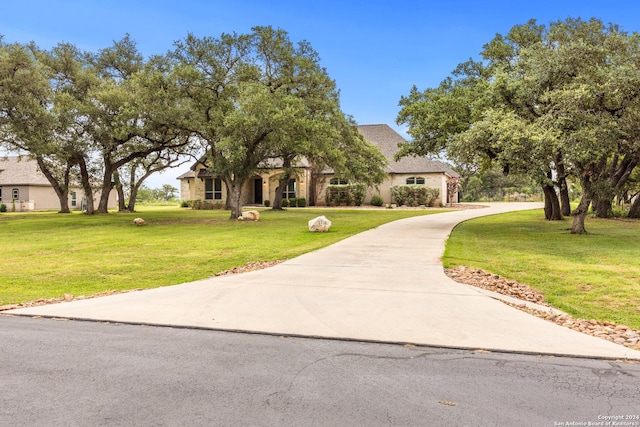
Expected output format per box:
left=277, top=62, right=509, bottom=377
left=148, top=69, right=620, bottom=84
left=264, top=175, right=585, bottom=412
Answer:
left=316, top=173, right=449, bottom=206
left=192, top=175, right=208, bottom=202
left=179, top=177, right=197, bottom=201
left=104, top=189, right=118, bottom=210
left=263, top=169, right=312, bottom=204
left=0, top=156, right=117, bottom=211
left=0, top=184, right=117, bottom=211
left=0, top=185, right=29, bottom=205
left=30, top=186, right=63, bottom=210
left=181, top=165, right=313, bottom=206
left=185, top=177, right=196, bottom=200
left=0, top=185, right=59, bottom=211
left=179, top=165, right=458, bottom=208
left=373, top=173, right=447, bottom=205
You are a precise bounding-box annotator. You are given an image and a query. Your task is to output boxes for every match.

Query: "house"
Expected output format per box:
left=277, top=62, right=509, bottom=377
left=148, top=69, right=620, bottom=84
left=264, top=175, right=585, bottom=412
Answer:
left=177, top=124, right=459, bottom=206
left=318, top=124, right=459, bottom=205
left=0, top=156, right=117, bottom=211
left=177, top=157, right=313, bottom=207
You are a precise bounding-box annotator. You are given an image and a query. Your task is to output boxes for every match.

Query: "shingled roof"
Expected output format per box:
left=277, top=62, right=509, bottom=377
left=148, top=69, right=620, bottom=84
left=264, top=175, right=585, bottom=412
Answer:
left=357, top=124, right=459, bottom=177
left=0, top=156, right=51, bottom=186
left=176, top=124, right=460, bottom=180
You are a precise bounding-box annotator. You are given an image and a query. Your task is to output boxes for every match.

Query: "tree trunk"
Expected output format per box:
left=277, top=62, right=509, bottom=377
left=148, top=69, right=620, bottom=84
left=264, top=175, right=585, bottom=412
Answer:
left=308, top=174, right=317, bottom=206
left=57, top=191, right=71, bottom=214
left=554, top=155, right=571, bottom=217
left=113, top=170, right=128, bottom=212
left=77, top=156, right=95, bottom=215
left=34, top=157, right=71, bottom=214
left=127, top=167, right=138, bottom=212
left=225, top=185, right=232, bottom=210
left=542, top=184, right=562, bottom=220
left=628, top=195, right=640, bottom=218
left=272, top=157, right=294, bottom=210
left=571, top=194, right=591, bottom=234
left=272, top=172, right=290, bottom=210
left=571, top=173, right=594, bottom=234
left=97, top=161, right=114, bottom=214
left=593, top=194, right=613, bottom=218
left=127, top=184, right=140, bottom=212
left=226, top=179, right=244, bottom=219
left=558, top=178, right=571, bottom=216
left=272, top=182, right=284, bottom=210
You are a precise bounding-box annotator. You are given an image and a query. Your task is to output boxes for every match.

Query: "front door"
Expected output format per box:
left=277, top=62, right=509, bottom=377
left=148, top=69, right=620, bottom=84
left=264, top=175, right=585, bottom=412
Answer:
left=254, top=178, right=263, bottom=204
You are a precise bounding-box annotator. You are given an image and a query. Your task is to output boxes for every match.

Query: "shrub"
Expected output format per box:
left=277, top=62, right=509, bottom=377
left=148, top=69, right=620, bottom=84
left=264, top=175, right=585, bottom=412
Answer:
left=288, top=198, right=297, bottom=207
left=264, top=200, right=271, bottom=207
left=326, top=184, right=367, bottom=206
left=390, top=185, right=440, bottom=207
left=281, top=199, right=289, bottom=207
left=352, top=186, right=366, bottom=206
left=0, top=203, right=6, bottom=212
left=370, top=194, right=383, bottom=207
left=180, top=200, right=189, bottom=208
left=191, top=200, right=224, bottom=210
left=297, top=197, right=306, bottom=207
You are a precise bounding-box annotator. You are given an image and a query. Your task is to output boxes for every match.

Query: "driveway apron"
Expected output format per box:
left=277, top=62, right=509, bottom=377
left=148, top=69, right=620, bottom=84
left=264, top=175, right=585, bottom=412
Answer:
left=8, top=203, right=640, bottom=360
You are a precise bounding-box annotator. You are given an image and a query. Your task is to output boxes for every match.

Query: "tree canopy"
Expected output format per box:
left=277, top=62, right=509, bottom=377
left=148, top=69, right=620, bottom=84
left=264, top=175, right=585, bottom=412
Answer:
left=0, top=37, right=193, bottom=214
left=397, top=17, right=640, bottom=233
left=169, top=26, right=386, bottom=218
left=1, top=27, right=383, bottom=217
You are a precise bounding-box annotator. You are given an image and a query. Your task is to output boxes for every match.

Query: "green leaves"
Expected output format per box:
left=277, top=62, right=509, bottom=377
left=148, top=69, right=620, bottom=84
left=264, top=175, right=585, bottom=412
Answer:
left=2, top=27, right=386, bottom=217
left=171, top=26, right=385, bottom=217
left=398, top=17, right=640, bottom=226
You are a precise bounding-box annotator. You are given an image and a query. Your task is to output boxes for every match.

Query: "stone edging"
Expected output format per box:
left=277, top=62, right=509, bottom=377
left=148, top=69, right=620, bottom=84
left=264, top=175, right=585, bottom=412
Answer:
left=445, top=266, right=640, bottom=351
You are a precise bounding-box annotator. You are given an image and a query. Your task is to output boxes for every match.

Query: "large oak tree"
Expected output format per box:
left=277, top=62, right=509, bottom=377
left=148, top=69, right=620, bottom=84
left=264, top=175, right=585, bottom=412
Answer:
left=170, top=26, right=385, bottom=219
left=397, top=18, right=640, bottom=233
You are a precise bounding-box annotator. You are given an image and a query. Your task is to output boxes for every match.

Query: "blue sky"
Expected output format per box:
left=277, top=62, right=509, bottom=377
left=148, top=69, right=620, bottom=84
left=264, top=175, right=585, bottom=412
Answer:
left=2, top=0, right=640, bottom=187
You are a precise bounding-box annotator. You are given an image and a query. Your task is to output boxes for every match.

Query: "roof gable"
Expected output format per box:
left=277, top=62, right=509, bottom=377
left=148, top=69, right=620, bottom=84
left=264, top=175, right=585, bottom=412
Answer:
left=357, top=124, right=459, bottom=177
left=0, top=157, right=51, bottom=186
left=176, top=124, right=460, bottom=180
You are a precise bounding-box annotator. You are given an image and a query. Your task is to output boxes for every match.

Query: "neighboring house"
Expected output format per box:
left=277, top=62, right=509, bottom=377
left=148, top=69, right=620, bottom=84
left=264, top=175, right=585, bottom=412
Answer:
left=177, top=124, right=459, bottom=206
left=0, top=156, right=117, bottom=211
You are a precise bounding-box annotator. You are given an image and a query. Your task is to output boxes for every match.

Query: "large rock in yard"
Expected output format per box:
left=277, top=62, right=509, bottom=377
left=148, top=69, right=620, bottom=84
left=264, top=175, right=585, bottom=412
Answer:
left=133, top=217, right=145, bottom=226
left=238, top=210, right=260, bottom=221
left=308, top=215, right=331, bottom=232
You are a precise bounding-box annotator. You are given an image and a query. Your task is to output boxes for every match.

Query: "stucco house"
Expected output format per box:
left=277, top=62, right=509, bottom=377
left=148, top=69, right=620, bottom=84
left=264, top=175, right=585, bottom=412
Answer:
left=320, top=124, right=459, bottom=205
left=177, top=124, right=459, bottom=206
left=0, top=156, right=117, bottom=211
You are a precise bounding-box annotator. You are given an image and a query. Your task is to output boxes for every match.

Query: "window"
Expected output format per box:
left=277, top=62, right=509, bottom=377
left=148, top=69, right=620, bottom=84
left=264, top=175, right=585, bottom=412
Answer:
left=0, top=186, right=2, bottom=202
left=205, top=178, right=223, bottom=200
left=406, top=177, right=425, bottom=185
left=283, top=179, right=296, bottom=199
left=12, top=188, right=19, bottom=200
left=330, top=178, right=348, bottom=185
left=214, top=178, right=222, bottom=200
left=71, top=191, right=77, bottom=207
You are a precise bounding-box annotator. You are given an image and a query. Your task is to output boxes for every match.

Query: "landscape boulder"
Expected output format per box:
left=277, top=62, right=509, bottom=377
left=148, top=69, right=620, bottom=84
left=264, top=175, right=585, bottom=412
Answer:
left=308, top=215, right=331, bottom=232
left=133, top=217, right=145, bottom=226
left=238, top=210, right=260, bottom=221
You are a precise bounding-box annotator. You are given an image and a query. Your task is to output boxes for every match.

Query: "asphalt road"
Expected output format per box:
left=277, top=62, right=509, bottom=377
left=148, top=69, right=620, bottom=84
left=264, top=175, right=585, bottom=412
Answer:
left=2, top=315, right=639, bottom=427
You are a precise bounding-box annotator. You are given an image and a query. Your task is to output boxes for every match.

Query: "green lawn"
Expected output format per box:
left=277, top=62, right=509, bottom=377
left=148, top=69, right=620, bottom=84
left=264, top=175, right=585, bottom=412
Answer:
left=443, top=209, right=640, bottom=329
left=0, top=206, right=445, bottom=305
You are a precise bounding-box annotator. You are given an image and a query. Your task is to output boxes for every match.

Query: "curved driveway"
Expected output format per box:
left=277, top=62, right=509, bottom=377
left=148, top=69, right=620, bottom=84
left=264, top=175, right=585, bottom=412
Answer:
left=8, top=203, right=640, bottom=360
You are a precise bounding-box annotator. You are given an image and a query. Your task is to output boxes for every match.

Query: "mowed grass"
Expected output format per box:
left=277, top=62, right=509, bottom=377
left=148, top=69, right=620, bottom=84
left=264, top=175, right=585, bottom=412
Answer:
left=443, top=209, right=640, bottom=329
left=0, top=206, right=446, bottom=305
